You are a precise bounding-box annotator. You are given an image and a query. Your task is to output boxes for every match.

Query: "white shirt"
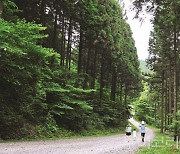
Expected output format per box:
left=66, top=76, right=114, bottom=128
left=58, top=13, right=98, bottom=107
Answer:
left=126, top=126, right=132, bottom=133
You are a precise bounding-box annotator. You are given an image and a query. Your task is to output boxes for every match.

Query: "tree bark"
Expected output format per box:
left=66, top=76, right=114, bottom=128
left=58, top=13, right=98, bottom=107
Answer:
left=91, top=49, right=97, bottom=89
left=110, top=66, right=117, bottom=101
left=52, top=11, right=58, bottom=50
left=66, top=18, right=72, bottom=69
left=82, top=50, right=87, bottom=73
left=83, top=47, right=91, bottom=89
left=168, top=64, right=172, bottom=125
left=124, top=84, right=127, bottom=105
left=60, top=15, right=65, bottom=66
left=161, top=70, right=165, bottom=133
left=154, top=99, right=157, bottom=123
left=39, top=0, right=45, bottom=24
left=119, top=79, right=123, bottom=104
left=100, top=53, right=104, bottom=100
left=173, top=19, right=177, bottom=138
left=165, top=76, right=168, bottom=130
left=0, top=0, right=3, bottom=18
left=78, top=27, right=83, bottom=73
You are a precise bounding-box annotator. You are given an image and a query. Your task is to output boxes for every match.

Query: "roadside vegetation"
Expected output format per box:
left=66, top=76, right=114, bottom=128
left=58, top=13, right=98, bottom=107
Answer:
left=0, top=126, right=124, bottom=143
left=137, top=130, right=180, bottom=154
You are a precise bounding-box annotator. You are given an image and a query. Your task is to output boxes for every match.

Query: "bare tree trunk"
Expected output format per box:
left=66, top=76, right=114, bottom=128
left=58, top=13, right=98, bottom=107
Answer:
left=63, top=18, right=66, bottom=66
left=83, top=47, right=91, bottom=89
left=110, top=66, right=117, bottom=101
left=91, top=49, right=97, bottom=89
left=82, top=50, right=87, bottom=73
left=168, top=64, right=172, bottom=125
left=173, top=22, right=177, bottom=138
left=120, top=80, right=123, bottom=104
left=78, top=27, right=83, bottom=73
left=154, top=100, right=157, bottom=123
left=172, top=1, right=178, bottom=140
left=60, top=15, right=65, bottom=66
left=52, top=11, right=58, bottom=50
left=100, top=53, right=104, bottom=100
left=66, top=18, right=72, bottom=69
left=0, top=0, right=3, bottom=18
left=161, top=70, right=165, bottom=133
left=39, top=0, right=45, bottom=24
left=165, top=76, right=168, bottom=130
left=69, top=47, right=72, bottom=70
left=124, top=84, right=128, bottom=105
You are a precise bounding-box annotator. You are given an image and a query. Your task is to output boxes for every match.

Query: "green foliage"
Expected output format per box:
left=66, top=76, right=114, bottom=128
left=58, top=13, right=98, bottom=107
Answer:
left=2, top=0, right=20, bottom=21
left=36, top=114, right=59, bottom=138
left=171, top=110, right=180, bottom=137
left=46, top=86, right=94, bottom=131
left=0, top=0, right=142, bottom=140
left=133, top=0, right=180, bottom=137
left=135, top=81, right=159, bottom=126
left=0, top=18, right=60, bottom=139
left=139, top=60, right=152, bottom=74
left=137, top=132, right=180, bottom=154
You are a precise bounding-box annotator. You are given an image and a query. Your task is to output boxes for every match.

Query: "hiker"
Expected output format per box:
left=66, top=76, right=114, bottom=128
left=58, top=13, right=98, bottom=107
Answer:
left=140, top=121, right=146, bottom=142
left=125, top=124, right=132, bottom=136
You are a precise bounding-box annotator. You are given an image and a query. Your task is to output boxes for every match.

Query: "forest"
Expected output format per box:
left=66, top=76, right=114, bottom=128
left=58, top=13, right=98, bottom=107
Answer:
left=0, top=0, right=141, bottom=139
left=0, top=0, right=179, bottom=141
left=134, top=0, right=180, bottom=139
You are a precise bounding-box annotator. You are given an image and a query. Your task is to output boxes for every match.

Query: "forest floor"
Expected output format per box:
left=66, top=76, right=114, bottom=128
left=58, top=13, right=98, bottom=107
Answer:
left=0, top=118, right=154, bottom=154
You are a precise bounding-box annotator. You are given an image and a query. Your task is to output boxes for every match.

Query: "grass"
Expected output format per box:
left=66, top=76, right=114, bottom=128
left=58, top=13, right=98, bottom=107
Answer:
left=137, top=130, right=180, bottom=154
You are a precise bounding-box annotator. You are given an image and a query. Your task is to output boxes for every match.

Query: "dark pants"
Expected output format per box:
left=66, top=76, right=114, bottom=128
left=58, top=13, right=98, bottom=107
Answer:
left=141, top=133, right=145, bottom=137
left=126, top=132, right=131, bottom=136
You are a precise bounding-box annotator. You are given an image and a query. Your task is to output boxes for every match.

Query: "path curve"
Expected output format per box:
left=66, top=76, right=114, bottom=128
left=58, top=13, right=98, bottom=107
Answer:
left=0, top=118, right=154, bottom=154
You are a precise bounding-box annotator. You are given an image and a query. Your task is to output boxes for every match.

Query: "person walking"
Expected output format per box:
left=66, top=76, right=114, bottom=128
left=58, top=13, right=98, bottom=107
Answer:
left=126, top=124, right=132, bottom=136
left=125, top=124, right=132, bottom=142
left=140, top=121, right=146, bottom=142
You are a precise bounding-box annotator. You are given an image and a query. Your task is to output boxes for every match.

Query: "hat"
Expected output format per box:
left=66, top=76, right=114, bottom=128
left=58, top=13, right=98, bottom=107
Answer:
left=142, top=121, right=145, bottom=124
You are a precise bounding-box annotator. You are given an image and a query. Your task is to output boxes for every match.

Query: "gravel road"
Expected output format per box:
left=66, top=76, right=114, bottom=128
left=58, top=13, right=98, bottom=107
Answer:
left=0, top=118, right=154, bottom=154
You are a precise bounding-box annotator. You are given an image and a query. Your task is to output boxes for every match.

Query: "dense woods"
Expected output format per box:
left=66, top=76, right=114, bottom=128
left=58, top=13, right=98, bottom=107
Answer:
left=133, top=0, right=180, bottom=139
left=0, top=0, right=141, bottom=139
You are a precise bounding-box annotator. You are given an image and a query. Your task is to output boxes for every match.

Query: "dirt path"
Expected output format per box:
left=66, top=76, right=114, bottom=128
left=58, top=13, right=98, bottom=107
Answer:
left=0, top=118, right=154, bottom=154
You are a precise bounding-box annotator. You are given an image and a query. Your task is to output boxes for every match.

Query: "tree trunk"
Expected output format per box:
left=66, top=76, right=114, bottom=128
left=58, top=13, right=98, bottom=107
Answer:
left=110, top=66, right=117, bottom=101
left=120, top=79, right=123, bottom=104
left=66, top=18, right=72, bottom=69
left=173, top=21, right=177, bottom=138
left=100, top=53, right=104, bottom=100
left=124, top=84, right=127, bottom=105
left=63, top=19, right=66, bottom=65
left=168, top=64, right=172, bottom=125
left=91, top=49, right=97, bottom=89
left=82, top=51, right=87, bottom=73
left=154, top=100, right=157, bottom=123
left=52, top=11, right=58, bottom=50
left=0, top=0, right=3, bottom=18
left=78, top=27, right=83, bottom=73
left=39, top=0, right=45, bottom=24
left=83, top=47, right=91, bottom=89
left=161, top=70, right=165, bottom=133
left=165, top=76, right=168, bottom=130
left=69, top=46, right=72, bottom=70
left=60, top=15, right=65, bottom=66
